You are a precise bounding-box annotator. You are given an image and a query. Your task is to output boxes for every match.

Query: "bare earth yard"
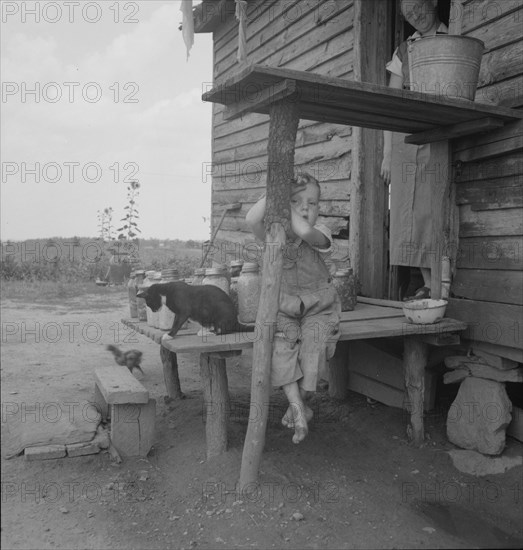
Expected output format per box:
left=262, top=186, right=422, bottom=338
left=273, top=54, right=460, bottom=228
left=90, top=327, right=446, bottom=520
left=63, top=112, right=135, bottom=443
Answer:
left=1, top=286, right=522, bottom=549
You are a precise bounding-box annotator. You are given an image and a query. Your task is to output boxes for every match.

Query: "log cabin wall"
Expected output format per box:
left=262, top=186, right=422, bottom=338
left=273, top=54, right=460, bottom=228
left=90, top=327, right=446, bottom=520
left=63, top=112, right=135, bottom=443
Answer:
left=446, top=0, right=523, bottom=361
left=200, top=0, right=356, bottom=267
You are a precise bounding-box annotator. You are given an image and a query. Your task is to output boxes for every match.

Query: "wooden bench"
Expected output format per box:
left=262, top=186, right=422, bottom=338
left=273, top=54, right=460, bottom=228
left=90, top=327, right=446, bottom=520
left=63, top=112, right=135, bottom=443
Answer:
left=122, top=298, right=466, bottom=459
left=94, top=366, right=156, bottom=458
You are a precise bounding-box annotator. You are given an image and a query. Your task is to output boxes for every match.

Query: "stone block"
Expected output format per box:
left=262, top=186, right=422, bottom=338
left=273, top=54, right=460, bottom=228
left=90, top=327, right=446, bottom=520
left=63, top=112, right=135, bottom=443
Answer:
left=94, top=366, right=149, bottom=405
left=110, top=398, right=156, bottom=457
left=93, top=383, right=109, bottom=421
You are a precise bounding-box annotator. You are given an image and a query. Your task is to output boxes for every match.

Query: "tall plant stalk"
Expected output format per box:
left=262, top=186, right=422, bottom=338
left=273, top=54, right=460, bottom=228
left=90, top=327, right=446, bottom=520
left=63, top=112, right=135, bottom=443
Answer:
left=117, top=180, right=141, bottom=241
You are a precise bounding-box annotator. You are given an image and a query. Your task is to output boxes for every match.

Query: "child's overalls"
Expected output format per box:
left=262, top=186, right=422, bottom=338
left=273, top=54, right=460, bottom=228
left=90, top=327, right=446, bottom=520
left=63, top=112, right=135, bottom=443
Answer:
left=271, top=237, right=341, bottom=391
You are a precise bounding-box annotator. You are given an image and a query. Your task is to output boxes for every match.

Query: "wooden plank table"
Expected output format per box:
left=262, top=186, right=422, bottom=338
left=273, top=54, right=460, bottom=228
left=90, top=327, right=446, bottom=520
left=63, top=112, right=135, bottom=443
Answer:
left=122, top=299, right=466, bottom=458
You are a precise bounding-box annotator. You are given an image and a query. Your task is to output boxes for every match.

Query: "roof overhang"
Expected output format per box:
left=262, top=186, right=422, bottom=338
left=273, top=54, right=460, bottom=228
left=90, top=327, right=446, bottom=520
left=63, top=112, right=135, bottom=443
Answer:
left=194, top=0, right=236, bottom=33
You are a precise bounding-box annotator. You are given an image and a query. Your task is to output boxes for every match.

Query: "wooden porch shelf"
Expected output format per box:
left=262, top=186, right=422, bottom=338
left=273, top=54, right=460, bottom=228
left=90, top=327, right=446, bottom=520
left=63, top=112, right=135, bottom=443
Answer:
left=202, top=64, right=523, bottom=144
left=123, top=306, right=466, bottom=354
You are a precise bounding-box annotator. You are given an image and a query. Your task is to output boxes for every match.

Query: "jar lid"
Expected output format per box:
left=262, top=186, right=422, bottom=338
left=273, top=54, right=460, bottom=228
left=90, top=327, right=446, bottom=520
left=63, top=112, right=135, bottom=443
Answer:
left=241, top=262, right=259, bottom=273
left=230, top=260, right=244, bottom=268
left=135, top=269, right=145, bottom=276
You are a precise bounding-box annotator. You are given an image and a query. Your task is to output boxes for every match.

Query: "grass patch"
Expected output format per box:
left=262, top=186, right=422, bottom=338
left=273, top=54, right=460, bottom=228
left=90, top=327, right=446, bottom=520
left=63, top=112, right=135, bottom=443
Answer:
left=1, top=280, right=128, bottom=304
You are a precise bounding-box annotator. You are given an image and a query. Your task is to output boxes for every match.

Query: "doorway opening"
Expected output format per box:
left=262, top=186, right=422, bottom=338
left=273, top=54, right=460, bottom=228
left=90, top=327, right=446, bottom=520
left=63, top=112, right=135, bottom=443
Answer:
left=386, top=0, right=451, bottom=300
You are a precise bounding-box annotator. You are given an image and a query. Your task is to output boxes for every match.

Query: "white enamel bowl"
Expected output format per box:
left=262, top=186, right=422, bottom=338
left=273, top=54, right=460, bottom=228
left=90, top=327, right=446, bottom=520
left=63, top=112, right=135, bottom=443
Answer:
left=402, top=299, right=448, bottom=324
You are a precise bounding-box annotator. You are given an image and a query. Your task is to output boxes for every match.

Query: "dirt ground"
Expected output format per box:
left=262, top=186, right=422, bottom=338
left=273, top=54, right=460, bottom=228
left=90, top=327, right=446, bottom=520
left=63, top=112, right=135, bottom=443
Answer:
left=1, top=287, right=522, bottom=550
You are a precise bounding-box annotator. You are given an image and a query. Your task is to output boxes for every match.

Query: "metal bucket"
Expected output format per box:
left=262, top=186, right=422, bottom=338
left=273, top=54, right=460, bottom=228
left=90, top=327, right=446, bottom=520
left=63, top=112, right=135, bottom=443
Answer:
left=408, top=35, right=484, bottom=100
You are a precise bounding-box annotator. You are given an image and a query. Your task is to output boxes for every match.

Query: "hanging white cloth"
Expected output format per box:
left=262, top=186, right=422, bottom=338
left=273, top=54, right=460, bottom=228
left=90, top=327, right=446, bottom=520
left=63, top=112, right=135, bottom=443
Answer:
left=235, top=0, right=248, bottom=63
left=180, top=0, right=194, bottom=60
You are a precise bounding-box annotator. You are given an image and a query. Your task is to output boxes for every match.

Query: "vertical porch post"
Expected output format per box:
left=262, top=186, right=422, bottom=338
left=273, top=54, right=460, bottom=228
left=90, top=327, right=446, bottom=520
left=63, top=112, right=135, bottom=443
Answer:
left=239, top=99, right=299, bottom=491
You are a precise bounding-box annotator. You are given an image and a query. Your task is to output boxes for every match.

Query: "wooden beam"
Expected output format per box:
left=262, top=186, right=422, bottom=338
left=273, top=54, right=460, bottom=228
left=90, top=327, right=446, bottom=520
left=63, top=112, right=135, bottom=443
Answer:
left=429, top=140, right=451, bottom=300
left=328, top=341, right=350, bottom=400
left=194, top=0, right=233, bottom=33
left=405, top=118, right=506, bottom=145
left=416, top=333, right=461, bottom=346
left=447, top=298, right=523, bottom=349
left=239, top=100, right=299, bottom=491
left=352, top=0, right=391, bottom=298
left=122, top=315, right=466, bottom=355
left=357, top=296, right=404, bottom=308
left=403, top=337, right=429, bottom=445
left=202, top=65, right=523, bottom=134
left=200, top=354, right=229, bottom=460
left=159, top=347, right=184, bottom=401
left=224, top=79, right=297, bottom=121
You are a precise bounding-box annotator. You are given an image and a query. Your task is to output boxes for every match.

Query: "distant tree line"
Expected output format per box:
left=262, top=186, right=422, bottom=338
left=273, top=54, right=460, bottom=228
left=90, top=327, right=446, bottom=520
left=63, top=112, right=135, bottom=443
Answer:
left=0, top=237, right=204, bottom=282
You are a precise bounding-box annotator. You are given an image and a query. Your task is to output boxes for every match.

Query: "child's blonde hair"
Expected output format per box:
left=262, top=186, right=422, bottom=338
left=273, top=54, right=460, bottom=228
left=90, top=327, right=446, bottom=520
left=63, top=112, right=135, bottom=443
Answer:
left=291, top=171, right=320, bottom=196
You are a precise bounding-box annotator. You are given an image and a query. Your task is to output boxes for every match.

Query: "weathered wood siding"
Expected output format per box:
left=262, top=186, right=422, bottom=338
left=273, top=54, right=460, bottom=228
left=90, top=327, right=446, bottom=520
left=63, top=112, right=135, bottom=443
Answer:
left=207, top=0, right=355, bottom=264
left=462, top=0, right=523, bottom=108
left=447, top=0, right=523, bottom=358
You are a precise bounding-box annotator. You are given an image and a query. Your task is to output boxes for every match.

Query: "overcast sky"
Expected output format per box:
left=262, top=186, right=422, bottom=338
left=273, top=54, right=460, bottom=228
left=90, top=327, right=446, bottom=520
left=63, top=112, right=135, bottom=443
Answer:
left=1, top=0, right=214, bottom=241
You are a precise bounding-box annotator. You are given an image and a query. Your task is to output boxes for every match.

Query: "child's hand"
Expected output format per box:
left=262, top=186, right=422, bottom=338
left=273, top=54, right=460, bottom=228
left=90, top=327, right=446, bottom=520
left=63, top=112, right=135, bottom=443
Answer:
left=290, top=206, right=312, bottom=233
left=290, top=208, right=329, bottom=249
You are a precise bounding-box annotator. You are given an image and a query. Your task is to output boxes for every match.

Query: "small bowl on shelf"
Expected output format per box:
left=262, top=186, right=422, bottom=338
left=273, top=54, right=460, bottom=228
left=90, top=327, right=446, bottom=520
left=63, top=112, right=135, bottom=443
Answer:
left=402, top=299, right=447, bottom=324
left=95, top=279, right=109, bottom=287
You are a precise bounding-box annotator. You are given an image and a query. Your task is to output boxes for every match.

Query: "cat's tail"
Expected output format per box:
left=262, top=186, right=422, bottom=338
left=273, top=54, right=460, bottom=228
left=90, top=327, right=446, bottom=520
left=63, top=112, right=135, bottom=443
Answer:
left=214, top=319, right=256, bottom=335
left=234, top=321, right=255, bottom=333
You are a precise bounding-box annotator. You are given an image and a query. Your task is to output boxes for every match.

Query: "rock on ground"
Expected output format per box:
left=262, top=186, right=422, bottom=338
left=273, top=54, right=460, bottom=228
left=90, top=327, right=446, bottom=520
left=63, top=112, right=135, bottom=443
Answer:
left=448, top=449, right=523, bottom=476
left=447, top=377, right=512, bottom=455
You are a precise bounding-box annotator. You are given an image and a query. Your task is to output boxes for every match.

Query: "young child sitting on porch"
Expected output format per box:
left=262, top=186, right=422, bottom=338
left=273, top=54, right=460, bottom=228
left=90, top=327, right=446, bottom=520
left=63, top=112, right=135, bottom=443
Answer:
left=246, top=171, right=341, bottom=444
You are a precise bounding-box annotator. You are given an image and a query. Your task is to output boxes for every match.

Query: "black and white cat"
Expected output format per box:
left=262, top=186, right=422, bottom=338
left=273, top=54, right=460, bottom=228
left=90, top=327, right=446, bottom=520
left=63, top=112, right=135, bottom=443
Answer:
left=137, top=281, right=255, bottom=338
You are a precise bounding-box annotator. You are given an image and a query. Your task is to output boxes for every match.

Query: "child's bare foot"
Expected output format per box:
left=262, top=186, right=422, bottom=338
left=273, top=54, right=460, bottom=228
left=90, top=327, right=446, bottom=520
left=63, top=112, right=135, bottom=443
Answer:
left=282, top=404, right=313, bottom=429
left=291, top=406, right=309, bottom=444
left=292, top=424, right=308, bottom=444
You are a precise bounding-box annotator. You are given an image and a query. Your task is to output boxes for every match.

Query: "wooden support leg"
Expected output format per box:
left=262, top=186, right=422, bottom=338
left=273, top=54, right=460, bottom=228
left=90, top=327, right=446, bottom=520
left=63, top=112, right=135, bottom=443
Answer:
left=200, top=353, right=229, bottom=460
left=329, top=342, right=349, bottom=400
left=239, top=99, right=300, bottom=490
left=403, top=336, right=429, bottom=445
left=160, top=346, right=184, bottom=401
